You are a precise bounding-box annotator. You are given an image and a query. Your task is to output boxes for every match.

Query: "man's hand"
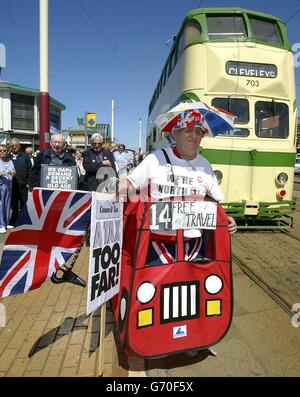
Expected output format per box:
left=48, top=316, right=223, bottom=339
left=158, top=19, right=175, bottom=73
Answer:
left=227, top=216, right=237, bottom=234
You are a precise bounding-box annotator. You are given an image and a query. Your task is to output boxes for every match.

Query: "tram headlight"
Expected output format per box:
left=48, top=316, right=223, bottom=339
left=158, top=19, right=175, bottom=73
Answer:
left=214, top=170, right=223, bottom=184
left=276, top=173, right=288, bottom=186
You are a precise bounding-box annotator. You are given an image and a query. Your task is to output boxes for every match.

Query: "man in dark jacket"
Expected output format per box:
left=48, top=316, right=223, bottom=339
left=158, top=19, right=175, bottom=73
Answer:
left=8, top=138, right=32, bottom=227
left=82, top=133, right=117, bottom=191
left=29, top=133, right=76, bottom=189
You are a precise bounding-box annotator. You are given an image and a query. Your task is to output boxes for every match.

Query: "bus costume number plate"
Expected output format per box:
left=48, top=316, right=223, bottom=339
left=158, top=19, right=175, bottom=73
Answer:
left=150, top=201, right=217, bottom=231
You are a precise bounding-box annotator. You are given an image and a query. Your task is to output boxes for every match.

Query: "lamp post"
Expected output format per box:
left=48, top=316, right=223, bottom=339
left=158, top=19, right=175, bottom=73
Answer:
left=111, top=99, right=115, bottom=142
left=39, top=0, right=50, bottom=150
left=139, top=118, right=142, bottom=153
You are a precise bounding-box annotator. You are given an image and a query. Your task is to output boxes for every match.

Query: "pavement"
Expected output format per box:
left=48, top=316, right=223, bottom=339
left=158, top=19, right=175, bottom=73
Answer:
left=1, top=183, right=299, bottom=377
left=0, top=233, right=126, bottom=377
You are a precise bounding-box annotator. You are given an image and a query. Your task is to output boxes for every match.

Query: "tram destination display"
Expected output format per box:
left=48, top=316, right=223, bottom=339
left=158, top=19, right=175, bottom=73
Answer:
left=226, top=61, right=277, bottom=78
left=40, top=165, right=78, bottom=190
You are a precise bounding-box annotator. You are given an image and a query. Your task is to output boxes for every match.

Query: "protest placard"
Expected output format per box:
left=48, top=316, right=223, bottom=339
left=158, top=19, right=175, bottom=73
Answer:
left=150, top=200, right=217, bottom=231
left=40, top=165, right=78, bottom=190
left=87, top=193, right=123, bottom=315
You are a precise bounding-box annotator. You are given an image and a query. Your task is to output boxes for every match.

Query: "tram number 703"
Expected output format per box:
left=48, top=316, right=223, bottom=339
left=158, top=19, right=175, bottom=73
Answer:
left=246, top=79, right=260, bottom=87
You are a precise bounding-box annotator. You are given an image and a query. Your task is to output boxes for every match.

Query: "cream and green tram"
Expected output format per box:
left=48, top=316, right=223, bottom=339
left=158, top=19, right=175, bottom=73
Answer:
left=147, top=7, right=297, bottom=228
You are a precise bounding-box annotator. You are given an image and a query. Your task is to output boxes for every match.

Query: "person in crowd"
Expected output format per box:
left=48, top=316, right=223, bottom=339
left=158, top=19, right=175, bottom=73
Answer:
left=8, top=138, right=32, bottom=228
left=110, top=142, right=118, bottom=153
left=0, top=144, right=16, bottom=233
left=29, top=133, right=76, bottom=188
left=101, top=143, right=111, bottom=151
left=136, top=151, right=144, bottom=165
left=25, top=146, right=37, bottom=168
left=82, top=133, right=117, bottom=192
left=74, top=149, right=86, bottom=190
left=114, top=144, right=132, bottom=174
left=65, top=144, right=75, bottom=155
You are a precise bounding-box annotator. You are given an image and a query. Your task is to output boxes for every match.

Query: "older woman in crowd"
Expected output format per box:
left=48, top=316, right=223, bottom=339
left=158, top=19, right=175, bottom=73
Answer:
left=0, top=144, right=16, bottom=233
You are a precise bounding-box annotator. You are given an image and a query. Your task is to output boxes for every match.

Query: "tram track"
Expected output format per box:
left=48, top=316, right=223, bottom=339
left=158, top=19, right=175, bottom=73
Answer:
left=294, top=180, right=300, bottom=191
left=233, top=254, right=296, bottom=319
left=281, top=229, right=300, bottom=242
left=232, top=228, right=300, bottom=317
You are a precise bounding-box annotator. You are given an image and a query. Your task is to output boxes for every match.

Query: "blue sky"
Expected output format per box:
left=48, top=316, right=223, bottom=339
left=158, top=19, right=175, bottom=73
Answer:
left=1, top=0, right=300, bottom=151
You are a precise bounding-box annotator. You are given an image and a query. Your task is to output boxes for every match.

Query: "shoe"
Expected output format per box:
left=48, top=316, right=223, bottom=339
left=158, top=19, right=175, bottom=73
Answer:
left=184, top=350, right=198, bottom=358
left=0, top=227, right=6, bottom=234
left=6, top=225, right=14, bottom=229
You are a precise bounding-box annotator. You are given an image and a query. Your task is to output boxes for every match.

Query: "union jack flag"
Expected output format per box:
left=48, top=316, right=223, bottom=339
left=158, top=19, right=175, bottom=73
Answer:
left=0, top=189, right=92, bottom=297
left=146, top=238, right=202, bottom=266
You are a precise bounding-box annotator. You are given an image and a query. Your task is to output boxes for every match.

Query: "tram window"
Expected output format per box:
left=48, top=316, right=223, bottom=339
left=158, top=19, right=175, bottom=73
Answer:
left=207, top=16, right=246, bottom=41
left=212, top=98, right=249, bottom=124
left=249, top=18, right=282, bottom=45
left=178, top=21, right=202, bottom=58
left=153, top=128, right=157, bottom=143
left=168, top=49, right=175, bottom=76
left=255, top=102, right=289, bottom=138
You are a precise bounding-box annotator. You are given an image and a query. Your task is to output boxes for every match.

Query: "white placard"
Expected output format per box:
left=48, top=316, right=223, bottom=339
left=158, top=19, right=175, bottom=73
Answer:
left=150, top=201, right=217, bottom=231
left=87, top=192, right=123, bottom=315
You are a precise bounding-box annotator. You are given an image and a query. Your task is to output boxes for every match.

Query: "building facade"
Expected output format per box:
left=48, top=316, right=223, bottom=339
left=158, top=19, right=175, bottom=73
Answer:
left=63, top=118, right=112, bottom=149
left=0, top=81, right=65, bottom=149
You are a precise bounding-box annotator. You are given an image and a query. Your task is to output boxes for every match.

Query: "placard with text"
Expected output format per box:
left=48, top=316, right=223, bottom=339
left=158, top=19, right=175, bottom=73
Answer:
left=87, top=193, right=123, bottom=315
left=40, top=165, right=78, bottom=190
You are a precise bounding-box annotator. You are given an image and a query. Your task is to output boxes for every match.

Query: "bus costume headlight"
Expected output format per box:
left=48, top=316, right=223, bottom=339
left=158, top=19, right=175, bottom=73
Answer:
left=137, top=282, right=156, bottom=328
left=214, top=170, right=223, bottom=184
left=137, top=282, right=156, bottom=304
left=276, top=173, right=288, bottom=186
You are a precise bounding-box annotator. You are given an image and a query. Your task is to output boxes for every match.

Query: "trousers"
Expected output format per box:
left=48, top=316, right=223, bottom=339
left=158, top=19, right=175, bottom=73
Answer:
left=0, top=181, right=12, bottom=228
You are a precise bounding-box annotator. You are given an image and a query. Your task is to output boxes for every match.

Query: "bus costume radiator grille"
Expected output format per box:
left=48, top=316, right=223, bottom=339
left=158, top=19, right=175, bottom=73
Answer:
left=160, top=281, right=200, bottom=324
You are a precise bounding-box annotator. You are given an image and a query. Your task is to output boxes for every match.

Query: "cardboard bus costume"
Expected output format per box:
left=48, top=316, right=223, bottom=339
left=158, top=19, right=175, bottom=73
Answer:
left=111, top=196, right=233, bottom=359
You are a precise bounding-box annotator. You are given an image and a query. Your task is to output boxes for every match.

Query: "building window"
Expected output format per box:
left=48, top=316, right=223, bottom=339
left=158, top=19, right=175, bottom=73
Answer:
left=50, top=105, right=60, bottom=133
left=11, top=93, right=34, bottom=130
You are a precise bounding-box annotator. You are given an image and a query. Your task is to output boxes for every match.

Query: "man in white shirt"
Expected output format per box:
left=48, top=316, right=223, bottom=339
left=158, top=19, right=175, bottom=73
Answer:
left=124, top=119, right=236, bottom=234
left=119, top=109, right=237, bottom=358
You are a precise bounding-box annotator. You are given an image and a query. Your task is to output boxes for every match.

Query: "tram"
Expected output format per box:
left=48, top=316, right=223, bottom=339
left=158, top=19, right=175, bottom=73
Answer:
left=147, top=8, right=297, bottom=228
